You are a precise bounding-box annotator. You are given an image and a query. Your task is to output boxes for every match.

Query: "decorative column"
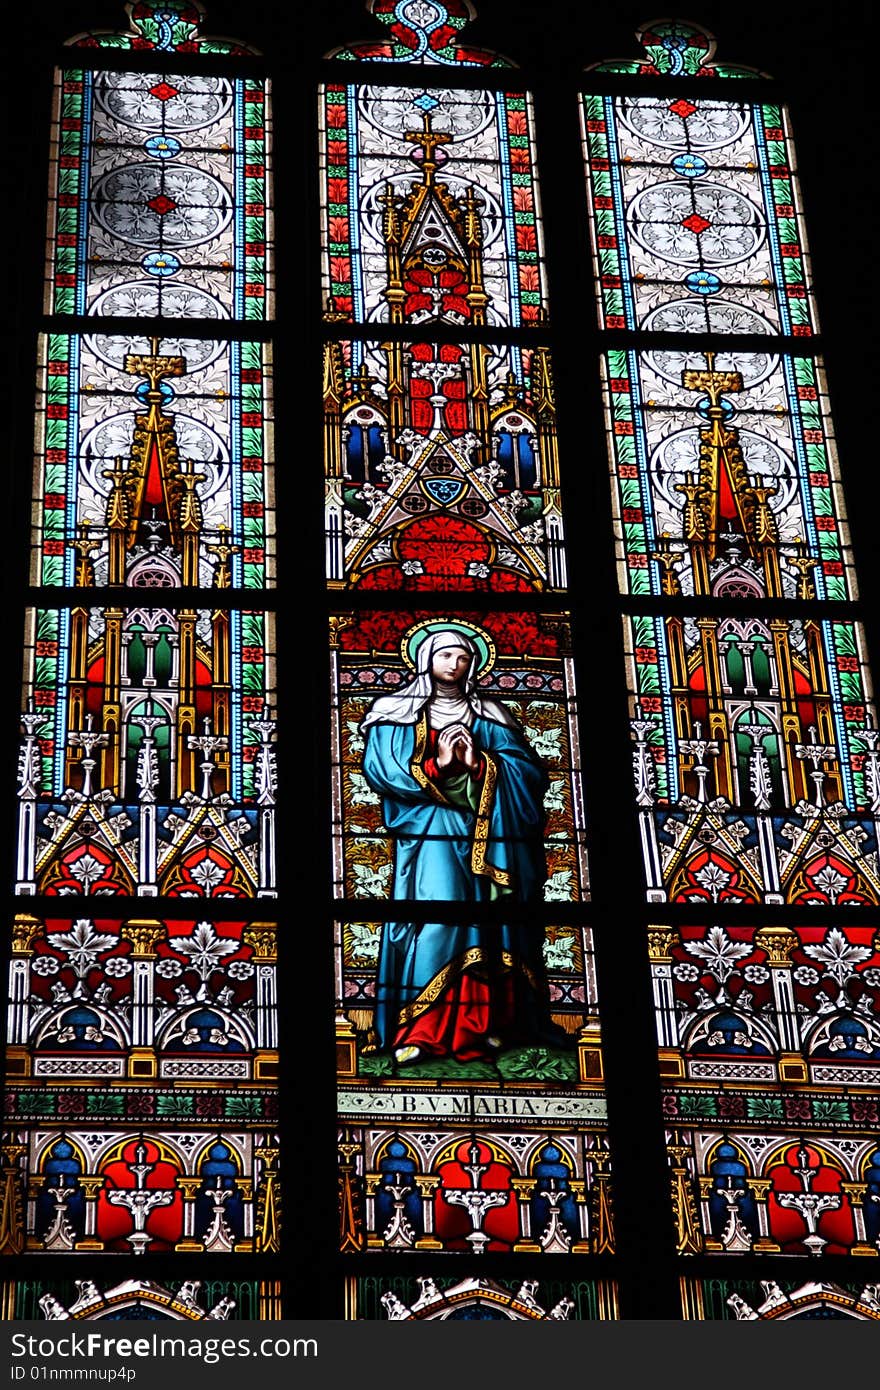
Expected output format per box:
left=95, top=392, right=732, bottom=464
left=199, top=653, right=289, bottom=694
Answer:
left=338, top=1133, right=363, bottom=1254
left=250, top=716, right=277, bottom=897
left=254, top=1144, right=280, bottom=1253
left=176, top=609, right=198, bottom=796
left=586, top=1140, right=615, bottom=1255
left=363, top=1171, right=385, bottom=1249
left=209, top=604, right=231, bottom=791
left=744, top=1177, right=780, bottom=1252
left=175, top=1176, right=204, bottom=1252
left=740, top=718, right=783, bottom=900
left=237, top=1176, right=254, bottom=1250
left=16, top=706, right=46, bottom=894
left=568, top=1177, right=591, bottom=1253
left=132, top=716, right=161, bottom=893
left=630, top=707, right=664, bottom=899
left=840, top=1182, right=877, bottom=1256
left=668, top=1136, right=702, bottom=1255
left=413, top=1175, right=442, bottom=1250
left=0, top=1141, right=27, bottom=1256
left=121, top=920, right=165, bottom=1079
left=697, top=1174, right=722, bottom=1251
left=243, top=923, right=278, bottom=1077
left=74, top=1175, right=105, bottom=1252
left=511, top=1176, right=541, bottom=1253
left=754, top=925, right=804, bottom=1079
left=647, top=926, right=682, bottom=1073
left=100, top=606, right=124, bottom=797
left=7, top=917, right=44, bottom=1066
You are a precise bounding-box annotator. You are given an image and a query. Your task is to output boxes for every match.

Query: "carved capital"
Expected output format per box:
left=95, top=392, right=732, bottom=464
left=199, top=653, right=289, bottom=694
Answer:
left=121, top=920, right=166, bottom=957
left=647, top=925, right=679, bottom=963
left=11, top=914, right=44, bottom=956
left=243, top=923, right=277, bottom=962
left=755, top=925, right=798, bottom=965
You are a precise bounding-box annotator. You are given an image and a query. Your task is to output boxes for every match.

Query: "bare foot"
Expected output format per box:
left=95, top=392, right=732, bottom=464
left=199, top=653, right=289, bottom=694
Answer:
left=394, top=1045, right=422, bottom=1065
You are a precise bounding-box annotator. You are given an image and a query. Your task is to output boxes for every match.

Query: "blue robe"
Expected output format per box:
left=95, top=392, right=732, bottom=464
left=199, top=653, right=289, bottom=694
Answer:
left=362, top=711, right=556, bottom=1054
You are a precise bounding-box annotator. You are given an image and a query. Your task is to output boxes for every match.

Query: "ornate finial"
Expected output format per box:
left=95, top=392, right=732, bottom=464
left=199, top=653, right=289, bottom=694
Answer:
left=327, top=1, right=510, bottom=68
left=69, top=520, right=102, bottom=588
left=588, top=20, right=762, bottom=80
left=205, top=524, right=240, bottom=588
left=404, top=112, right=453, bottom=185
left=682, top=353, right=744, bottom=411
left=70, top=2, right=258, bottom=57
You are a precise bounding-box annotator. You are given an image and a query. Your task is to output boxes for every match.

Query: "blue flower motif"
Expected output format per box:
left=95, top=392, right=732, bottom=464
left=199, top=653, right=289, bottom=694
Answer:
left=684, top=269, right=722, bottom=295
left=672, top=152, right=708, bottom=178
left=144, top=134, right=182, bottom=160
left=141, top=251, right=181, bottom=277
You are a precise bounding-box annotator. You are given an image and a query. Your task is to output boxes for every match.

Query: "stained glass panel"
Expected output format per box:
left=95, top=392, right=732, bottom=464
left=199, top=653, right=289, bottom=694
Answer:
left=70, top=1, right=258, bottom=56
left=581, top=91, right=814, bottom=335
left=682, top=1277, right=880, bottom=1320
left=8, top=914, right=277, bottom=1084
left=650, top=921, right=880, bottom=1259
left=33, top=334, right=274, bottom=589
left=330, top=609, right=589, bottom=904
left=327, top=0, right=510, bottom=68
left=17, top=606, right=276, bottom=898
left=589, top=20, right=760, bottom=80
left=4, top=910, right=278, bottom=1257
left=2, top=1126, right=278, bottom=1256
left=324, top=339, right=565, bottom=591
left=347, top=1275, right=617, bottom=1319
left=624, top=613, right=879, bottom=904
left=603, top=350, right=853, bottom=601
left=48, top=68, right=272, bottom=319
left=2, top=1279, right=281, bottom=1321
left=319, top=84, right=546, bottom=325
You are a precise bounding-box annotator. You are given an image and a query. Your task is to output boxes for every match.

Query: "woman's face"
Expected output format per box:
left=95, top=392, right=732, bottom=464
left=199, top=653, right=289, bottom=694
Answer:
left=431, top=646, right=471, bottom=685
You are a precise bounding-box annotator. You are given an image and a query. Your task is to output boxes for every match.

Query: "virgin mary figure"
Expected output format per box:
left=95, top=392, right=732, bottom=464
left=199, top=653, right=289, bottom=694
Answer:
left=361, top=623, right=564, bottom=1065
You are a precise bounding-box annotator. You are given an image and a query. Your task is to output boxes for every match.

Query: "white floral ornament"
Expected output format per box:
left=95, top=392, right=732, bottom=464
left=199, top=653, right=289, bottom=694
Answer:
left=805, top=927, right=872, bottom=985
left=103, top=957, right=132, bottom=978
left=31, top=955, right=60, bottom=977
left=172, top=922, right=238, bottom=981
left=226, top=960, right=254, bottom=981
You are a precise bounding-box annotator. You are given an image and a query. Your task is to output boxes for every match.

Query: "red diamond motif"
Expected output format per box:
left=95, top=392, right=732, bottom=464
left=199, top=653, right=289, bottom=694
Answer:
left=681, top=212, right=711, bottom=234
left=147, top=194, right=177, bottom=216
left=149, top=82, right=179, bottom=101
left=669, top=98, right=697, bottom=119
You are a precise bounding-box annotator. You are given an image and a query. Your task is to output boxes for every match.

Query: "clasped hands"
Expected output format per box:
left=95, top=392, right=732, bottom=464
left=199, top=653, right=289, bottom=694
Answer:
left=435, top=722, right=480, bottom=772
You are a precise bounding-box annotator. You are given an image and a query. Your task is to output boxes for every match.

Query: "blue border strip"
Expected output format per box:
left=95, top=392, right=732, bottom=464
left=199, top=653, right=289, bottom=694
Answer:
left=604, top=96, right=637, bottom=330
left=497, top=91, right=521, bottom=328
left=823, top=619, right=856, bottom=808
left=231, top=608, right=242, bottom=801
left=653, top=614, right=679, bottom=803
left=55, top=609, right=71, bottom=799
left=626, top=349, right=662, bottom=598
left=75, top=71, right=93, bottom=317
left=234, top=81, right=245, bottom=320
left=64, top=335, right=80, bottom=589
left=231, top=340, right=244, bottom=586
left=783, top=354, right=825, bottom=600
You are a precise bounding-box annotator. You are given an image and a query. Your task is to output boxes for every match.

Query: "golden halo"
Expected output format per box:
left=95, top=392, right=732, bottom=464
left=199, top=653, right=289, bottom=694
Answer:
left=400, top=619, right=496, bottom=676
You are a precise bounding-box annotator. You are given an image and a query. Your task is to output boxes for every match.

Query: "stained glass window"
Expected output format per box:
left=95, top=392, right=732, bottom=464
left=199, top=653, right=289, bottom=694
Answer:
left=582, top=17, right=880, bottom=1299
left=3, top=0, right=280, bottom=1301
left=5, top=0, right=877, bottom=1328
left=323, top=1, right=612, bottom=1307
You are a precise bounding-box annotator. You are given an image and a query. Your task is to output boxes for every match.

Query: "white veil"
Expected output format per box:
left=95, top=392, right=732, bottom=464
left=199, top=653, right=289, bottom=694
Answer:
left=360, top=628, right=518, bottom=731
